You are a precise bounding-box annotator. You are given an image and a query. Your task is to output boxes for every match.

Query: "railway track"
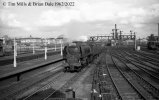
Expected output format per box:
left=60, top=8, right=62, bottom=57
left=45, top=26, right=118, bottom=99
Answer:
left=91, top=48, right=159, bottom=100
left=106, top=53, right=147, bottom=100
left=0, top=60, right=64, bottom=100
left=113, top=54, right=159, bottom=88
left=0, top=51, right=32, bottom=57
left=122, top=53, right=159, bottom=73
left=125, top=50, right=159, bottom=64
left=0, top=51, right=60, bottom=66
left=91, top=52, right=117, bottom=100
left=116, top=54, right=159, bottom=82
left=22, top=61, right=94, bottom=100
left=112, top=49, right=159, bottom=74
left=113, top=50, right=159, bottom=84
left=122, top=47, right=159, bottom=60
left=110, top=50, right=159, bottom=99
left=140, top=47, right=159, bottom=55
left=111, top=49, right=159, bottom=79
left=120, top=50, right=159, bottom=75
left=0, top=48, right=59, bottom=57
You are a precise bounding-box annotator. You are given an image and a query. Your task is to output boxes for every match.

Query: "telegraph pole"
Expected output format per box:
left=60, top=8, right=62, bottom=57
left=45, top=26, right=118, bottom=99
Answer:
left=44, top=38, right=47, bottom=60
left=114, top=24, right=119, bottom=39
left=60, top=39, right=63, bottom=56
left=112, top=24, right=119, bottom=40
left=119, top=31, right=123, bottom=40
left=111, top=30, right=114, bottom=39
left=134, top=32, right=136, bottom=50
left=112, top=24, right=119, bottom=46
left=13, top=38, right=17, bottom=67
left=119, top=31, right=123, bottom=46
left=130, top=30, right=133, bottom=39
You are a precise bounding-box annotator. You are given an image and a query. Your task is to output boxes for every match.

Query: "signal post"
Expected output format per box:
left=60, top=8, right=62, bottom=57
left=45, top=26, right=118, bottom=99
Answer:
left=88, top=24, right=136, bottom=49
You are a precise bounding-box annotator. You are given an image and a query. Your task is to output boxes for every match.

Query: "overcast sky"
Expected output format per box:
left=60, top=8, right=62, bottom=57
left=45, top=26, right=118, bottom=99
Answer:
left=0, top=0, right=159, bottom=40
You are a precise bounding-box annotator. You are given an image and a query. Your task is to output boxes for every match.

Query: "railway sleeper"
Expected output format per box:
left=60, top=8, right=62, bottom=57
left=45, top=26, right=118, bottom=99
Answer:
left=128, top=69, right=159, bottom=99
left=113, top=55, right=159, bottom=99
left=101, top=93, right=112, bottom=100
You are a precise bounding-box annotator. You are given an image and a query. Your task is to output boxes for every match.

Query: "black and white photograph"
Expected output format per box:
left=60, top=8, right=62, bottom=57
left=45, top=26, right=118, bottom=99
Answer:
left=0, top=0, right=159, bottom=100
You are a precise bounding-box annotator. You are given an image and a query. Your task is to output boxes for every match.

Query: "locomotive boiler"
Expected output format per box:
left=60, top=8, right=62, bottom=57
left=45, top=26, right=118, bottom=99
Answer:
left=63, top=44, right=92, bottom=72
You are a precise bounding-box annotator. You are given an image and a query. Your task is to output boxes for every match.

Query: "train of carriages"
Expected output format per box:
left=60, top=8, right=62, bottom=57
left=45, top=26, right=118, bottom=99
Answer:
left=63, top=42, right=102, bottom=72
left=147, top=41, right=159, bottom=50
left=147, top=34, right=159, bottom=50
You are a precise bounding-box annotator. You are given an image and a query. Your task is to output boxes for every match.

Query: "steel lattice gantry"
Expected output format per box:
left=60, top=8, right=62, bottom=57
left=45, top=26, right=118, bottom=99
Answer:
left=89, top=36, right=113, bottom=41
left=89, top=34, right=135, bottom=42
left=88, top=24, right=136, bottom=43
left=119, top=34, right=136, bottom=40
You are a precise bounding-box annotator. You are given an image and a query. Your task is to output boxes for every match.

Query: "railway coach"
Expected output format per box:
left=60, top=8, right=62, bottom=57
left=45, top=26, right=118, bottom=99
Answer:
left=147, top=34, right=159, bottom=50
left=147, top=41, right=159, bottom=50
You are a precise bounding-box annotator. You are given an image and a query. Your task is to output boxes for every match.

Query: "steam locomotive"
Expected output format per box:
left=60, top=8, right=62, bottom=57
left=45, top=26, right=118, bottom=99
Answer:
left=63, top=42, right=101, bottom=72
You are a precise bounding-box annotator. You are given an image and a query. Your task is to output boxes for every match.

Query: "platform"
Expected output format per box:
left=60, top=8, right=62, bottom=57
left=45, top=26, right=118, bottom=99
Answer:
left=0, top=54, right=63, bottom=81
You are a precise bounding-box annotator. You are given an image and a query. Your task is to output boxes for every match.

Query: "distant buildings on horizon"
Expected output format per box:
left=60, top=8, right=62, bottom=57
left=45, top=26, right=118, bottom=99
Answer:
left=0, top=35, right=69, bottom=45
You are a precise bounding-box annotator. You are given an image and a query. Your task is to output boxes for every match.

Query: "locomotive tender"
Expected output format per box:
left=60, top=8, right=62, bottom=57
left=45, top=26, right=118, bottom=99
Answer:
left=63, top=42, right=101, bottom=72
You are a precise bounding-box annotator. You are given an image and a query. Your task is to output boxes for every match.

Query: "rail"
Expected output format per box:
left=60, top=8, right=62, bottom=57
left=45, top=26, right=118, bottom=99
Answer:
left=105, top=56, right=123, bottom=100
left=110, top=53, right=147, bottom=100
left=23, top=61, right=92, bottom=100
left=111, top=50, right=159, bottom=99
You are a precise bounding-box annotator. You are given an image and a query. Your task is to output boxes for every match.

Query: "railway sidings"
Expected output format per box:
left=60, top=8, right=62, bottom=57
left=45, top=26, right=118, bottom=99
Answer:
left=0, top=46, right=159, bottom=100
